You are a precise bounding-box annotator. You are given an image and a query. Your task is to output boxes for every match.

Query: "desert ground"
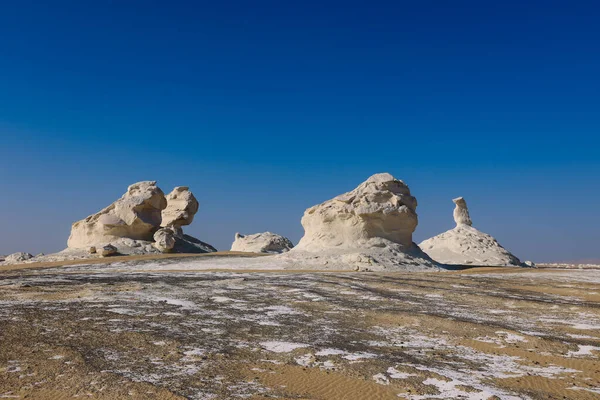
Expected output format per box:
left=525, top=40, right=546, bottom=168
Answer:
left=1, top=255, right=599, bottom=400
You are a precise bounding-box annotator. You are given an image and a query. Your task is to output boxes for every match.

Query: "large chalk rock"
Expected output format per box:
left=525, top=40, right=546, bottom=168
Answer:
left=67, top=181, right=167, bottom=249
left=231, top=232, right=294, bottom=254
left=281, top=173, right=439, bottom=271
left=419, top=198, right=522, bottom=267
left=161, top=187, right=199, bottom=229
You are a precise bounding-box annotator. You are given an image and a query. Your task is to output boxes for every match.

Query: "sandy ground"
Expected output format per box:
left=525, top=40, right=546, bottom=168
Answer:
left=0, top=256, right=599, bottom=399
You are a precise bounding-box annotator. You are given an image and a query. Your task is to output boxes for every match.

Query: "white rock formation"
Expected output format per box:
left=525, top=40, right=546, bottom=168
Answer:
left=231, top=232, right=294, bottom=254
left=280, top=173, right=439, bottom=271
left=153, top=227, right=176, bottom=253
left=4, top=252, right=34, bottom=264
left=452, top=197, right=472, bottom=226
left=161, top=187, right=199, bottom=229
left=65, top=182, right=216, bottom=256
left=67, top=181, right=167, bottom=249
left=419, top=198, right=522, bottom=267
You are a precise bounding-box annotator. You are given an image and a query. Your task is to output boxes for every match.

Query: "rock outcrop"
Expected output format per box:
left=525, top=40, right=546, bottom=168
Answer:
left=452, top=197, right=472, bottom=226
left=231, top=232, right=294, bottom=254
left=4, top=252, right=34, bottom=264
left=419, top=198, right=522, bottom=267
left=161, top=187, right=199, bottom=229
left=280, top=173, right=439, bottom=271
left=100, top=244, right=118, bottom=257
left=66, top=181, right=215, bottom=255
left=153, top=227, right=176, bottom=252
left=68, top=181, right=167, bottom=248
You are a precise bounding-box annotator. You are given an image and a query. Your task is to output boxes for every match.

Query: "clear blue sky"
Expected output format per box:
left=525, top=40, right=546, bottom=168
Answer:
left=1, top=1, right=598, bottom=262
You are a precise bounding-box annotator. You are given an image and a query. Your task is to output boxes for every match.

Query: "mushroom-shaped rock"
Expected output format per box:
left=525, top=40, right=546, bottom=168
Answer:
left=280, top=173, right=439, bottom=271
left=419, top=197, right=522, bottom=267
left=67, top=181, right=167, bottom=249
left=231, top=232, right=294, bottom=254
left=161, top=187, right=199, bottom=228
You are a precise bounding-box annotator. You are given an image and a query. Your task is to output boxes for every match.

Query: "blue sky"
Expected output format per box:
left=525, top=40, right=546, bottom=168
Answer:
left=1, top=1, right=598, bottom=262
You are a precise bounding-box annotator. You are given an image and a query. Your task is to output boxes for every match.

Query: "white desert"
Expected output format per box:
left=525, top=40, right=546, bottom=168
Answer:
left=1, top=174, right=598, bottom=400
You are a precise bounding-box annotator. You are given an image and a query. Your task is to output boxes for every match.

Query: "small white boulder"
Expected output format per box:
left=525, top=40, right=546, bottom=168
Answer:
left=231, top=232, right=294, bottom=254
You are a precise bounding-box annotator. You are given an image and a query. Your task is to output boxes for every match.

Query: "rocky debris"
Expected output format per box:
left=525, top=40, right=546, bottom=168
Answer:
left=100, top=244, right=118, bottom=257
left=280, top=173, right=439, bottom=271
left=153, top=227, right=176, bottom=253
left=161, top=187, right=199, bottom=229
left=172, top=234, right=217, bottom=254
left=3, top=252, right=34, bottom=264
left=67, top=181, right=167, bottom=249
left=453, top=197, right=472, bottom=226
left=231, top=232, right=294, bottom=254
left=88, top=246, right=97, bottom=254
left=524, top=261, right=536, bottom=268
left=419, top=197, right=523, bottom=267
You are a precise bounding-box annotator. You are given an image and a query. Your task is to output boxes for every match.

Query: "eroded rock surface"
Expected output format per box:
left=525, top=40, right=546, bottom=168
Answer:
left=153, top=227, right=176, bottom=253
left=231, top=232, right=294, bottom=254
left=63, top=182, right=215, bottom=258
left=67, top=181, right=167, bottom=249
left=161, top=187, right=199, bottom=229
left=3, top=252, right=34, bottom=264
left=281, top=173, right=439, bottom=271
left=419, top=197, right=522, bottom=267
left=453, top=197, right=472, bottom=226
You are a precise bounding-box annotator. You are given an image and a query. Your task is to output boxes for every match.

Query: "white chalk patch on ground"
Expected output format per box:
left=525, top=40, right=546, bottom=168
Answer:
left=48, top=355, right=64, bottom=360
left=566, top=333, right=598, bottom=339
left=263, top=305, right=303, bottom=316
left=257, top=320, right=281, bottom=326
left=425, top=293, right=443, bottom=298
left=315, top=348, right=347, bottom=356
left=495, top=331, right=528, bottom=343
left=294, top=354, right=314, bottom=367
left=211, top=296, right=240, bottom=303
left=566, top=345, right=600, bottom=357
left=402, top=364, right=527, bottom=400
left=372, top=373, right=389, bottom=385
left=201, top=328, right=226, bottom=335
left=568, top=386, right=600, bottom=394
left=153, top=341, right=167, bottom=346
left=387, top=367, right=416, bottom=379
left=519, top=331, right=547, bottom=337
left=474, top=336, right=502, bottom=345
left=371, top=326, right=579, bottom=399
left=468, top=270, right=600, bottom=284
left=142, top=295, right=197, bottom=309
left=107, top=308, right=138, bottom=315
left=572, top=323, right=600, bottom=330
left=343, top=352, right=377, bottom=361
left=260, top=341, right=308, bottom=353
left=402, top=377, right=492, bottom=400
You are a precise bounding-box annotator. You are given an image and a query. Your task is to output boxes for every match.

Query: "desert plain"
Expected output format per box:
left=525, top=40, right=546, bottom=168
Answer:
left=1, top=255, right=599, bottom=400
